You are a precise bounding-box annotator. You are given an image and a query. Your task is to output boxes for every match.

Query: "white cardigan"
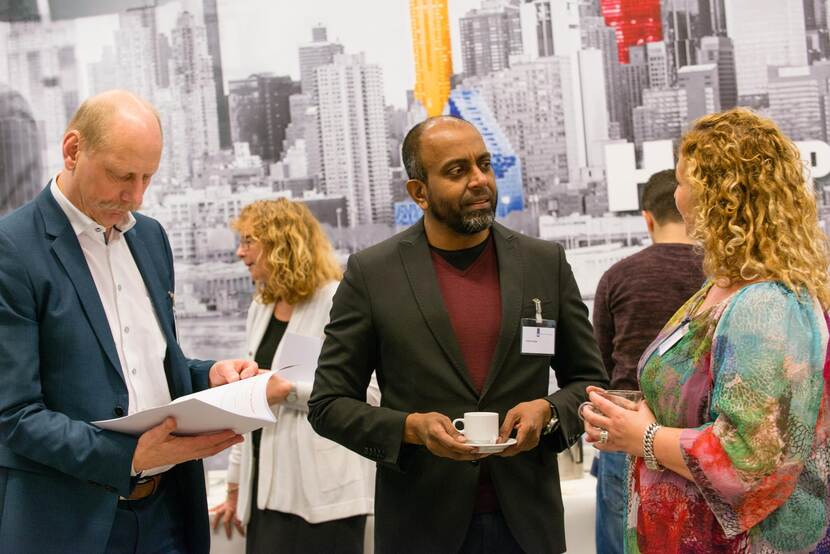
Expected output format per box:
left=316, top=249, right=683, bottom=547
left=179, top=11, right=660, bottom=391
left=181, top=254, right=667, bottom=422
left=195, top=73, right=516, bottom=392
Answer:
left=226, top=281, right=378, bottom=525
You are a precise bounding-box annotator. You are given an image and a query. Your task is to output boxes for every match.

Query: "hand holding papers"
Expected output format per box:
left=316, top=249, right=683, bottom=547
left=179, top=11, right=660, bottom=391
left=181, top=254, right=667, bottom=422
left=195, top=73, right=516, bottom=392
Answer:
left=94, top=333, right=324, bottom=436
left=93, top=371, right=276, bottom=436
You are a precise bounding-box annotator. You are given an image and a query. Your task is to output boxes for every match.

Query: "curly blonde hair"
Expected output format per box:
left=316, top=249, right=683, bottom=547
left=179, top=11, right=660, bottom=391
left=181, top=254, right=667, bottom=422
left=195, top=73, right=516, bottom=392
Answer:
left=678, top=107, right=830, bottom=308
left=232, top=199, right=342, bottom=305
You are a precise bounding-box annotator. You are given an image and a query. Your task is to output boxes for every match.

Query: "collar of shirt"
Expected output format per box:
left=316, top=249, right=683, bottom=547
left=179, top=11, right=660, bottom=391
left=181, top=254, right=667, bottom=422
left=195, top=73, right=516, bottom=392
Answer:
left=49, top=175, right=136, bottom=240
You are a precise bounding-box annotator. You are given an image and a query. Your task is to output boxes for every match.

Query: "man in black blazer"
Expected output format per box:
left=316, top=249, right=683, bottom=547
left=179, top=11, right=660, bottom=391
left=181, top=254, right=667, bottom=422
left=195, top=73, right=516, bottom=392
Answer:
left=308, top=116, right=608, bottom=553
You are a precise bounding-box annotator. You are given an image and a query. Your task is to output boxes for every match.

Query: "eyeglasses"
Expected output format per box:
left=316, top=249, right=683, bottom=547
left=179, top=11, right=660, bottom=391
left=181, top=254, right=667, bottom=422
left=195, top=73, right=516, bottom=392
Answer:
left=238, top=235, right=257, bottom=249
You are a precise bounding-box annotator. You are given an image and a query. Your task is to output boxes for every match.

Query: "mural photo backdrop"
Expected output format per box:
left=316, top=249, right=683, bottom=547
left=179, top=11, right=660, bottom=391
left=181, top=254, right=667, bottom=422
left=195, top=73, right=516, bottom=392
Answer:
left=1, top=0, right=830, bottom=360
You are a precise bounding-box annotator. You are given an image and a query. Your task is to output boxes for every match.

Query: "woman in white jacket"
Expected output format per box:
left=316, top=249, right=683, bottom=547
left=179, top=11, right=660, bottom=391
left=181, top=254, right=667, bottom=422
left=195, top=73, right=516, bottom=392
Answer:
left=211, top=199, right=377, bottom=554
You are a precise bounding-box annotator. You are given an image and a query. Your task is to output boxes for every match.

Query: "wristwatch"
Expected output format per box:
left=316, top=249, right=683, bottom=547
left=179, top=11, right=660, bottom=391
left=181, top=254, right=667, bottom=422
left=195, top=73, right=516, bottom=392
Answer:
left=542, top=399, right=559, bottom=435
left=286, top=383, right=298, bottom=404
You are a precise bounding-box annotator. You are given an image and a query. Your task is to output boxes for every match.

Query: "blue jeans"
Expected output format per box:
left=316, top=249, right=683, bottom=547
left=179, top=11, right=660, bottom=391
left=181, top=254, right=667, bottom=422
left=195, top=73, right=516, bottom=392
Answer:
left=594, top=451, right=627, bottom=554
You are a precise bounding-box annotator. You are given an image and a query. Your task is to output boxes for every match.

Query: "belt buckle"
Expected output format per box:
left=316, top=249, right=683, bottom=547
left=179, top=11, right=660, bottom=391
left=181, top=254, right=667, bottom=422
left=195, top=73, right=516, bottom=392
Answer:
left=122, top=474, right=162, bottom=501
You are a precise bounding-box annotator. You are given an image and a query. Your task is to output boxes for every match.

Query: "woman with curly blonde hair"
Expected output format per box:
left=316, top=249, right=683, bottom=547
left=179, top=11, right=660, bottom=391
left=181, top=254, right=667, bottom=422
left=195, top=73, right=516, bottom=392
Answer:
left=211, top=198, right=378, bottom=554
left=581, top=108, right=830, bottom=552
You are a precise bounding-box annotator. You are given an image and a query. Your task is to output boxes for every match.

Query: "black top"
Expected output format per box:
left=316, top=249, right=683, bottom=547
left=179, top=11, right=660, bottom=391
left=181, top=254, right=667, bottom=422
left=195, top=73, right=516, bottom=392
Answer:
left=252, top=314, right=289, bottom=458
left=429, top=234, right=490, bottom=271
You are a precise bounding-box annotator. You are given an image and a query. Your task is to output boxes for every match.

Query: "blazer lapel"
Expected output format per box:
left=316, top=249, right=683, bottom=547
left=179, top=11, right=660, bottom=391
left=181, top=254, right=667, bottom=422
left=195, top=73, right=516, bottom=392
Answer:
left=480, top=223, right=523, bottom=399
left=398, top=221, right=478, bottom=397
left=37, top=189, right=125, bottom=384
left=125, top=230, right=185, bottom=396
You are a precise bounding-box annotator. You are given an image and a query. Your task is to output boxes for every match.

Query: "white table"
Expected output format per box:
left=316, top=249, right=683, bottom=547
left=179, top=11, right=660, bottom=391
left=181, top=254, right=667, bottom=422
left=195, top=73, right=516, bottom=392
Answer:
left=561, top=472, right=598, bottom=554
left=567, top=441, right=599, bottom=553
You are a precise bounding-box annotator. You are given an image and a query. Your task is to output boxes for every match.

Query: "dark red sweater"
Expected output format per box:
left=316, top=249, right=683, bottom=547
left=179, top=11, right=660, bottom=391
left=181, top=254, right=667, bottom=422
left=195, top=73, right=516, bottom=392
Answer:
left=592, top=243, right=704, bottom=390
left=431, top=239, right=501, bottom=391
left=431, top=237, right=502, bottom=513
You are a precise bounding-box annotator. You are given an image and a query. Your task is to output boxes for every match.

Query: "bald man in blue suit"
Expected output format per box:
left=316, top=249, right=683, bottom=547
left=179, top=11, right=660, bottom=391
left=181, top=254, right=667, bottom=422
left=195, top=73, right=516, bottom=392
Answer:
left=0, top=90, right=258, bottom=553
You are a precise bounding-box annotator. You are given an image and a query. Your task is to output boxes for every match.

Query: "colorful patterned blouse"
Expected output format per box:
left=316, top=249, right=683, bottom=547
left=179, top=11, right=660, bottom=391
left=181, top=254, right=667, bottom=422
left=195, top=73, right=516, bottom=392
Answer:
left=628, top=281, right=830, bottom=553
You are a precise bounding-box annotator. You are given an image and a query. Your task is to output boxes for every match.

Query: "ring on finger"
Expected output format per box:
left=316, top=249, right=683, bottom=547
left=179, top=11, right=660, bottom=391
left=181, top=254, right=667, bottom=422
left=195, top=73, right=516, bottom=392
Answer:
left=599, top=429, right=609, bottom=444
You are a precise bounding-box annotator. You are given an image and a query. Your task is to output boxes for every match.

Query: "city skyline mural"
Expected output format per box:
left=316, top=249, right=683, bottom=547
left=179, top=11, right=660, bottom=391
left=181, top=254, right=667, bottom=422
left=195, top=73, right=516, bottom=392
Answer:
left=3, top=0, right=830, bottom=363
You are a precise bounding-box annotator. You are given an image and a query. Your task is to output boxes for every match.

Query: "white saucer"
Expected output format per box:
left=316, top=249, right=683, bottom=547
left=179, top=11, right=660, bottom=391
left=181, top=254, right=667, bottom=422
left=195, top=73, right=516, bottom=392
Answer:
left=470, top=438, right=517, bottom=454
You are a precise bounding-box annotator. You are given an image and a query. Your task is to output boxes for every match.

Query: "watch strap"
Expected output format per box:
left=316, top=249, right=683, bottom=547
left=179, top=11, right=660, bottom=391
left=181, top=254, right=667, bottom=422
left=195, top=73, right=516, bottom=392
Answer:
left=542, top=400, right=559, bottom=435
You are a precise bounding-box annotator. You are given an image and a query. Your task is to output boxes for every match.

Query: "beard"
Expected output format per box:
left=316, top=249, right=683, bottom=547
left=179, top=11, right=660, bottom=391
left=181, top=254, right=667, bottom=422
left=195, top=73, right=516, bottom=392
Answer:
left=427, top=188, right=497, bottom=235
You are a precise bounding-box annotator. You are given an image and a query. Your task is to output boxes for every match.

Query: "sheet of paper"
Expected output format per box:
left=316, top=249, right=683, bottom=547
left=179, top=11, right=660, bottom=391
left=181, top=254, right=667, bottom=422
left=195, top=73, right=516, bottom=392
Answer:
left=273, top=332, right=323, bottom=383
left=92, top=371, right=276, bottom=436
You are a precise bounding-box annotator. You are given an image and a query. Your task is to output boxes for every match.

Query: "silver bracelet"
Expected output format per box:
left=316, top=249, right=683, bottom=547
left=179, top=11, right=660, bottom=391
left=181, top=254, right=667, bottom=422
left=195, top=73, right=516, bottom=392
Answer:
left=643, top=422, right=664, bottom=471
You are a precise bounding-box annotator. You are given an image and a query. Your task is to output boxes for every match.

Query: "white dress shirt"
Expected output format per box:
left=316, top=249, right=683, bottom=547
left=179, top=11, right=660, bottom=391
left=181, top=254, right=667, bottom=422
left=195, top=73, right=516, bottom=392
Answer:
left=51, top=178, right=172, bottom=475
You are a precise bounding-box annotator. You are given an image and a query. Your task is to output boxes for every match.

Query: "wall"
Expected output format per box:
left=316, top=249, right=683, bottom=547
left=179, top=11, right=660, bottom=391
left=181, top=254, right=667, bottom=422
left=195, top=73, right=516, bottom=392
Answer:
left=1, top=0, right=829, bottom=359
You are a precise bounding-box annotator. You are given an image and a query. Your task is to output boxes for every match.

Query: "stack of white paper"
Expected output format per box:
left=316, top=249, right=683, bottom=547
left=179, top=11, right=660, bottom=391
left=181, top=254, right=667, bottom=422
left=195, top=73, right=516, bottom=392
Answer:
left=93, top=371, right=276, bottom=436
left=93, top=333, right=325, bottom=436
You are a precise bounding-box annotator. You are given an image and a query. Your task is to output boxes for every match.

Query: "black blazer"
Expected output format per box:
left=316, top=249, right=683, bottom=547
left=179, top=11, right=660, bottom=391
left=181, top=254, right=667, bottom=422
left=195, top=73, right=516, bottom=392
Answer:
left=308, top=220, right=608, bottom=554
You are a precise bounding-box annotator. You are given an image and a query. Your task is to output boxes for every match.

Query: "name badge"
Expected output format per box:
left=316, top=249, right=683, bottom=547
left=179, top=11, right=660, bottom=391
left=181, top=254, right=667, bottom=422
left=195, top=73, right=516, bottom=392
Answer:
left=657, top=321, right=689, bottom=356
left=521, top=325, right=556, bottom=355
left=521, top=298, right=556, bottom=356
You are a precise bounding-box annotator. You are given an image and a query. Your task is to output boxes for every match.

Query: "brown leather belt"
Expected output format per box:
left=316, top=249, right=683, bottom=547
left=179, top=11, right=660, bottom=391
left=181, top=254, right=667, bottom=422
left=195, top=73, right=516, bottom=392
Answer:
left=124, top=474, right=162, bottom=501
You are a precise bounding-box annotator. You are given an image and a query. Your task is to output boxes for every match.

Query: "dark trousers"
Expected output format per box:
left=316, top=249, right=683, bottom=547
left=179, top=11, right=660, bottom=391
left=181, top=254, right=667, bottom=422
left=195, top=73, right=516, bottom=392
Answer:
left=105, top=476, right=187, bottom=554
left=245, top=447, right=366, bottom=554
left=458, top=512, right=524, bottom=554
left=246, top=508, right=366, bottom=554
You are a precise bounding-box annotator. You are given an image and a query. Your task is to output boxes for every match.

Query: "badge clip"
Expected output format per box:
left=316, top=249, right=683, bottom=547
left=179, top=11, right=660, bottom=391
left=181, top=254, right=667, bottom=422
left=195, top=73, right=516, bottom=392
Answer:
left=532, top=297, right=543, bottom=325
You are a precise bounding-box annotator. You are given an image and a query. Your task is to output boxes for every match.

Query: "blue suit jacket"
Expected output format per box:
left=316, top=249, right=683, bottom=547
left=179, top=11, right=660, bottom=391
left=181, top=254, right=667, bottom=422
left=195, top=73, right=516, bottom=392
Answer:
left=0, top=186, right=214, bottom=553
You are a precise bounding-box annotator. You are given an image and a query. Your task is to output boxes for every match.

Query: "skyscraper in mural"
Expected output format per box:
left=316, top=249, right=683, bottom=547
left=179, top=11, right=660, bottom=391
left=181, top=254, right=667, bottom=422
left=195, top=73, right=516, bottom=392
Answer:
left=5, top=18, right=79, bottom=175
left=699, top=36, right=737, bottom=110
left=767, top=62, right=830, bottom=142
left=0, top=0, right=39, bottom=21
left=459, top=3, right=522, bottom=78
left=227, top=74, right=300, bottom=164
left=316, top=53, right=392, bottom=226
left=581, top=14, right=625, bottom=138
left=298, top=25, right=344, bottom=102
left=600, top=0, right=662, bottom=64
left=677, top=63, right=720, bottom=123
left=463, top=58, right=575, bottom=197
left=410, top=0, right=452, bottom=116
left=0, top=85, right=42, bottom=214
left=169, top=10, right=221, bottom=177
left=294, top=25, right=343, bottom=183
left=519, top=1, right=610, bottom=176
left=724, top=0, right=807, bottom=101
left=116, top=7, right=163, bottom=100
left=203, top=0, right=231, bottom=149
left=448, top=88, right=523, bottom=218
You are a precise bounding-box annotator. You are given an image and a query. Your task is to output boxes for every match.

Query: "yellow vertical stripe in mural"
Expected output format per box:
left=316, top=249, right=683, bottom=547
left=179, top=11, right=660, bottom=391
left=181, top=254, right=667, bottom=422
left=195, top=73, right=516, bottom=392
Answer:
left=409, top=0, right=453, bottom=117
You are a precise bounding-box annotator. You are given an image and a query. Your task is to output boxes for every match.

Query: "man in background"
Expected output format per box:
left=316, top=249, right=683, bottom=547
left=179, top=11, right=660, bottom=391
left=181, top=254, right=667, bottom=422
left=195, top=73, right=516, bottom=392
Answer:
left=591, top=169, right=705, bottom=554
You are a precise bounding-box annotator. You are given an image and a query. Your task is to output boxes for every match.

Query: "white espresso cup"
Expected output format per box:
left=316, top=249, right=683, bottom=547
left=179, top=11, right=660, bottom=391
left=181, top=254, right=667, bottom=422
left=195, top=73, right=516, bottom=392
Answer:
left=452, top=412, right=499, bottom=444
